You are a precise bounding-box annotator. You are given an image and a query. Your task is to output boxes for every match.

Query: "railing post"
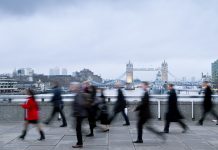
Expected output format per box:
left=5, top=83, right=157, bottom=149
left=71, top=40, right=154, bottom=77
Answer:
left=41, top=98, right=44, bottom=102
left=158, top=100, right=161, bottom=120
left=191, top=100, right=195, bottom=121
left=108, top=98, right=111, bottom=103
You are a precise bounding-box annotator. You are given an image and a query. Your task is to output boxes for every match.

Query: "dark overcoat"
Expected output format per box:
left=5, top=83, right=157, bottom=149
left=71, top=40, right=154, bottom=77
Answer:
left=135, top=91, right=151, bottom=121
left=203, top=86, right=213, bottom=112
left=165, top=89, right=184, bottom=122
left=114, top=89, right=127, bottom=113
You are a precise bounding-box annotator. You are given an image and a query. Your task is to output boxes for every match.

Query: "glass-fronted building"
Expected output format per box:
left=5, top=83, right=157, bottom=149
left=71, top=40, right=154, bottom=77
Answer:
left=212, top=60, right=218, bottom=88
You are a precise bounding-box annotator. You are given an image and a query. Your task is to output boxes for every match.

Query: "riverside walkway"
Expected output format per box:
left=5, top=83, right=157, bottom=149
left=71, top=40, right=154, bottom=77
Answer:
left=1, top=120, right=218, bottom=150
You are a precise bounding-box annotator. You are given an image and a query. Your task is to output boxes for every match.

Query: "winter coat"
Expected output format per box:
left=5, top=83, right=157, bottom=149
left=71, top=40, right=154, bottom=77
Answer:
left=114, top=89, right=127, bottom=113
left=72, top=92, right=89, bottom=117
left=203, top=86, right=213, bottom=112
left=21, top=96, right=39, bottom=121
left=135, top=91, right=151, bottom=120
left=165, top=89, right=184, bottom=122
left=51, top=87, right=63, bottom=107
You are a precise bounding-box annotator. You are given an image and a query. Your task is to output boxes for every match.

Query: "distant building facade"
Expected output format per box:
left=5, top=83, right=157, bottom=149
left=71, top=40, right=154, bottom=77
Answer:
left=74, top=69, right=103, bottom=83
left=212, top=60, right=218, bottom=88
left=0, top=76, right=18, bottom=94
left=62, top=68, right=68, bottom=75
left=49, top=67, right=68, bottom=76
left=14, top=68, right=34, bottom=76
left=49, top=67, right=60, bottom=76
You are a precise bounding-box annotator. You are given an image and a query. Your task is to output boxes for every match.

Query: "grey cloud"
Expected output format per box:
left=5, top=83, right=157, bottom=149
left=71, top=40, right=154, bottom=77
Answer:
left=0, top=0, right=218, bottom=80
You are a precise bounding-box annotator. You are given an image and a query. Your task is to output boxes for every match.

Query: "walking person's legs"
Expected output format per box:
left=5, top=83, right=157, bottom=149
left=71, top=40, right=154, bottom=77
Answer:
left=209, top=109, right=218, bottom=125
left=72, top=117, right=83, bottom=148
left=145, top=123, right=165, bottom=140
left=133, top=118, right=144, bottom=143
left=198, top=110, right=208, bottom=125
left=87, top=116, right=95, bottom=137
left=44, top=107, right=57, bottom=125
left=164, top=121, right=170, bottom=133
left=58, top=107, right=67, bottom=127
left=19, top=121, right=29, bottom=140
left=177, top=120, right=188, bottom=133
left=121, top=109, right=130, bottom=125
left=36, top=123, right=45, bottom=141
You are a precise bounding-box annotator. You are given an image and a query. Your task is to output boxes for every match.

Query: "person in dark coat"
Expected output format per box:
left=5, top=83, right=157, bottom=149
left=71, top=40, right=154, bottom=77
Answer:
left=71, top=82, right=89, bottom=148
left=164, top=84, right=188, bottom=133
left=198, top=81, right=218, bottom=125
left=44, top=81, right=67, bottom=127
left=86, top=85, right=98, bottom=137
left=109, top=83, right=130, bottom=126
left=19, top=89, right=45, bottom=141
left=97, top=88, right=109, bottom=132
left=133, top=82, right=164, bottom=143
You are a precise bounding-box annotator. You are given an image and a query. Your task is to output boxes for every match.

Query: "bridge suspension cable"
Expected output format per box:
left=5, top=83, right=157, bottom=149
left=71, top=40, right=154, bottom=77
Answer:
left=168, top=70, right=179, bottom=81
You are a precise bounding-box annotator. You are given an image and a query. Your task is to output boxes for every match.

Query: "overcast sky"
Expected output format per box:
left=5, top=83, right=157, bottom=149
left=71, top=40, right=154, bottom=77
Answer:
left=0, top=0, right=217, bottom=81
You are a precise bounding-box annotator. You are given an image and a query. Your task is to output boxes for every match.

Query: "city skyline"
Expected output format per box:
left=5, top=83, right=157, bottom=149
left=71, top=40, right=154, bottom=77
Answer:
left=1, top=62, right=211, bottom=82
left=0, top=0, right=218, bottom=80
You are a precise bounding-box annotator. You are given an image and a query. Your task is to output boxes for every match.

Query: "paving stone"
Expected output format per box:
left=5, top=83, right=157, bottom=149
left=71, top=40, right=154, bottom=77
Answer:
left=1, top=120, right=218, bottom=150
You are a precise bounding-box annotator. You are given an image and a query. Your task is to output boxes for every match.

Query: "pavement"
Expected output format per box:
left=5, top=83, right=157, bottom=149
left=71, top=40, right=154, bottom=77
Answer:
left=1, top=120, right=218, bottom=150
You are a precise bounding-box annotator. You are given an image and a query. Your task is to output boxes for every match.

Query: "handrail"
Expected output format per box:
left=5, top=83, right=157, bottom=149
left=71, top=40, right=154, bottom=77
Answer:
left=0, top=95, right=218, bottom=121
left=0, top=94, right=218, bottom=100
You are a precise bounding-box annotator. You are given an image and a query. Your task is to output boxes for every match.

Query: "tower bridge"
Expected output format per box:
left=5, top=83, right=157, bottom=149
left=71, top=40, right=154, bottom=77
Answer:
left=126, top=61, right=168, bottom=90
left=89, top=61, right=201, bottom=89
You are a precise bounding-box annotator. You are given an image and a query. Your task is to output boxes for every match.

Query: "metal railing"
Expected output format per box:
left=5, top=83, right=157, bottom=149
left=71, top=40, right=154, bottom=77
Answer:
left=0, top=95, right=218, bottom=121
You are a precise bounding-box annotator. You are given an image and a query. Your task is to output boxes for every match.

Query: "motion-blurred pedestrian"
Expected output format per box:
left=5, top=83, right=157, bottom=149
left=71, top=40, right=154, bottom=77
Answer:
left=198, top=81, right=218, bottom=125
left=97, top=88, right=109, bottom=132
left=44, top=81, right=67, bottom=127
left=109, top=83, right=130, bottom=126
left=86, top=85, right=98, bottom=137
left=70, top=82, right=89, bottom=148
left=133, top=82, right=165, bottom=143
left=164, top=84, right=188, bottom=133
left=19, top=89, right=45, bottom=141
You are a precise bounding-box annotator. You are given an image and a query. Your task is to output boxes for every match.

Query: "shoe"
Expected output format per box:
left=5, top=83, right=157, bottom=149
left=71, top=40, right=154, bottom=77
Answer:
left=86, top=133, right=94, bottom=137
left=182, top=126, right=189, bottom=133
left=38, top=137, right=45, bottom=141
left=60, top=124, right=67, bottom=127
left=123, top=123, right=130, bottom=126
left=43, top=121, right=49, bottom=125
left=163, top=130, right=169, bottom=133
left=197, top=121, right=203, bottom=126
left=72, top=145, right=83, bottom=148
left=19, top=130, right=26, bottom=140
left=133, top=140, right=143, bottom=143
left=19, top=135, right=25, bottom=140
left=38, top=131, right=45, bottom=141
left=103, top=129, right=109, bottom=132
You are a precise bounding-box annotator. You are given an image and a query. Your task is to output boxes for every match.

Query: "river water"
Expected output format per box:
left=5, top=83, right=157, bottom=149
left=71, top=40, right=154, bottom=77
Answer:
left=4, top=88, right=207, bottom=102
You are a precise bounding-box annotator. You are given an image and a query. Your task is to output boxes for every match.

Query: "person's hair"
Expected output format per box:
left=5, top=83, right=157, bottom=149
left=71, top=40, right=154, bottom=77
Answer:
left=26, top=89, right=36, bottom=99
left=203, top=81, right=209, bottom=84
left=142, top=81, right=149, bottom=86
left=168, top=84, right=174, bottom=87
left=53, top=81, right=59, bottom=88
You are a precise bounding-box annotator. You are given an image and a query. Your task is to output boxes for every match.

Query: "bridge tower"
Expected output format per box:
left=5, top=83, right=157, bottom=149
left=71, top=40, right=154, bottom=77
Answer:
left=161, top=60, right=168, bottom=82
left=126, top=61, right=134, bottom=90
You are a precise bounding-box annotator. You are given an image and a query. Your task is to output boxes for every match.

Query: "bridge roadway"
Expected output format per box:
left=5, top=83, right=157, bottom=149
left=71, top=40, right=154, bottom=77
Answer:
left=1, top=120, right=218, bottom=150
